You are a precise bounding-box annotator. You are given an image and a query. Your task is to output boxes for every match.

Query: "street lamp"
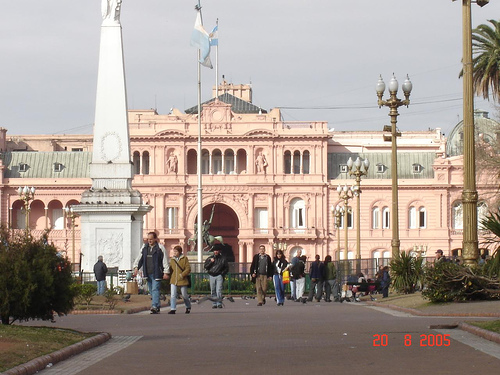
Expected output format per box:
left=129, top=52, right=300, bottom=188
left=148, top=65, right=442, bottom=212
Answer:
left=273, top=239, right=287, bottom=254
left=452, top=0, right=486, bottom=265
left=347, top=157, right=370, bottom=264
left=330, top=205, right=343, bottom=260
left=377, top=74, right=412, bottom=259
left=17, top=186, right=36, bottom=232
left=337, top=184, right=354, bottom=261
left=65, top=206, right=79, bottom=269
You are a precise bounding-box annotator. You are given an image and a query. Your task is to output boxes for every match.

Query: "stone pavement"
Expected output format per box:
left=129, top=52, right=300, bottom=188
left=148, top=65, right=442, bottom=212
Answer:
left=14, top=298, right=500, bottom=374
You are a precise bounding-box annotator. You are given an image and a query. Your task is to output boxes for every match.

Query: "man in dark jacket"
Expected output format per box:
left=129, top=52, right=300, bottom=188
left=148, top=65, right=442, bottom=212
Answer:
left=307, top=254, right=325, bottom=302
left=133, top=232, right=169, bottom=314
left=204, top=245, right=229, bottom=309
left=93, top=255, right=108, bottom=295
left=250, top=245, right=273, bottom=306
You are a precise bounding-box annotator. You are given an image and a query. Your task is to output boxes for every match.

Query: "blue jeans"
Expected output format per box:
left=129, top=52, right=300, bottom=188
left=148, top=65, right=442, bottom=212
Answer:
left=209, top=274, right=223, bottom=306
left=170, top=284, right=191, bottom=311
left=97, top=280, right=106, bottom=295
left=147, top=275, right=161, bottom=309
left=273, top=274, right=285, bottom=304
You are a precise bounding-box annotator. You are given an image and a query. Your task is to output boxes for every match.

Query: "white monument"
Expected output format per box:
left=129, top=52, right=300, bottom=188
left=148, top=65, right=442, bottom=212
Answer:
left=73, top=0, right=151, bottom=272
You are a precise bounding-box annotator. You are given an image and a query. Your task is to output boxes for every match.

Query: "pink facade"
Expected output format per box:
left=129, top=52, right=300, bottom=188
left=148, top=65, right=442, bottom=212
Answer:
left=0, top=84, right=497, bottom=267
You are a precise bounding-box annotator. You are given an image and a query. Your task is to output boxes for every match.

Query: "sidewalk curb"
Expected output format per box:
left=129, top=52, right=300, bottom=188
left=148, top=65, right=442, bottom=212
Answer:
left=365, top=301, right=500, bottom=317
left=457, top=322, right=500, bottom=344
left=2, top=332, right=111, bottom=375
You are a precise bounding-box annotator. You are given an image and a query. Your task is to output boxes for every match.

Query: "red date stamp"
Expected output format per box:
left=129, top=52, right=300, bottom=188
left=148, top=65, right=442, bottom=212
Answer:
left=373, top=334, right=451, bottom=347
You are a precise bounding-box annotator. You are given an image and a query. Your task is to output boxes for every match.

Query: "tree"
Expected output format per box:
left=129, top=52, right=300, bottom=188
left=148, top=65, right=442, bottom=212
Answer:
left=0, top=230, right=76, bottom=325
left=460, top=19, right=500, bottom=102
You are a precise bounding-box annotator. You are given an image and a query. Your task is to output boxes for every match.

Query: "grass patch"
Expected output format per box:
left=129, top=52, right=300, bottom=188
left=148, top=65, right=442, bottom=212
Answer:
left=468, top=320, right=500, bottom=334
left=0, top=325, right=95, bottom=372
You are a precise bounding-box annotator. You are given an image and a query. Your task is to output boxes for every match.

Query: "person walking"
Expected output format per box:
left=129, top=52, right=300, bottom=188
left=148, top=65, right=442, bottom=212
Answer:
left=289, top=249, right=302, bottom=301
left=168, top=245, right=192, bottom=314
left=250, top=245, right=273, bottom=306
left=133, top=232, right=170, bottom=314
left=307, top=254, right=325, bottom=302
left=204, top=245, right=229, bottom=309
left=273, top=249, right=288, bottom=306
left=381, top=266, right=391, bottom=298
left=323, top=255, right=338, bottom=302
left=293, top=255, right=307, bottom=303
left=93, top=255, right=108, bottom=296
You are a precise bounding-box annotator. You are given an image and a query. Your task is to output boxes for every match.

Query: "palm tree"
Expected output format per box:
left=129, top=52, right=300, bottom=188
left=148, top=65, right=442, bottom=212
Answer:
left=459, top=19, right=500, bottom=102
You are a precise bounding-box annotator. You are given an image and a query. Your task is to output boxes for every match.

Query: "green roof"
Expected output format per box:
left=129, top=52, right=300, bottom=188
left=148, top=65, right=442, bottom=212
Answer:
left=185, top=93, right=267, bottom=115
left=2, top=151, right=91, bottom=178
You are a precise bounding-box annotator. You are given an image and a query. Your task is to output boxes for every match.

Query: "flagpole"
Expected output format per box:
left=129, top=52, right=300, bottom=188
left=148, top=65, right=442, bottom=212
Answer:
left=196, top=2, right=203, bottom=264
left=215, top=18, right=219, bottom=98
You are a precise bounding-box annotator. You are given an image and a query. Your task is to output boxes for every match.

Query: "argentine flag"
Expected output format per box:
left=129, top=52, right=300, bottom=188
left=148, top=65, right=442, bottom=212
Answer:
left=210, top=25, right=218, bottom=47
left=190, top=10, right=213, bottom=69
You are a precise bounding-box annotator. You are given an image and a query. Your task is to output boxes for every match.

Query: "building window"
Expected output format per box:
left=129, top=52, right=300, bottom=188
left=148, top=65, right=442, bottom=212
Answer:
left=212, top=149, right=222, bottom=174
left=284, top=151, right=291, bottom=174
left=19, top=163, right=28, bottom=172
left=71, top=148, right=83, bottom=152
left=372, top=207, right=380, bottom=229
left=303, top=151, right=310, bottom=174
left=409, top=206, right=417, bottom=229
left=290, top=198, right=306, bottom=230
left=293, top=151, right=301, bottom=174
left=452, top=201, right=463, bottom=230
left=133, top=151, right=141, bottom=175
left=412, top=163, right=422, bottom=174
left=224, top=149, right=235, bottom=174
left=478, top=201, right=488, bottom=229
left=165, top=207, right=178, bottom=229
left=339, top=165, right=348, bottom=173
left=201, top=150, right=210, bottom=174
left=254, top=208, right=268, bottom=233
left=376, top=164, right=385, bottom=173
left=142, top=151, right=150, bottom=175
left=53, top=209, right=64, bottom=230
left=54, top=162, right=63, bottom=172
left=419, top=207, right=426, bottom=229
left=340, top=211, right=353, bottom=229
left=382, top=207, right=390, bottom=229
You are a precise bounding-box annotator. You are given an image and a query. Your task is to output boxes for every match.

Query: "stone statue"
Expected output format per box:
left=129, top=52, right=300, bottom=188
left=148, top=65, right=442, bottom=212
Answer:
left=101, top=0, right=122, bottom=23
left=188, top=204, right=224, bottom=250
left=166, top=152, right=178, bottom=174
left=255, top=151, right=268, bottom=173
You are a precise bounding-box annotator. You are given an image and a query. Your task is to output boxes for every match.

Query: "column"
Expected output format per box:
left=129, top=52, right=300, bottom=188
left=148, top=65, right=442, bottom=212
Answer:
left=233, top=152, right=237, bottom=174
left=179, top=193, right=186, bottom=230
left=238, top=241, right=245, bottom=264
left=209, top=151, right=213, bottom=174
left=248, top=193, right=254, bottom=229
left=300, top=152, right=303, bottom=174
left=222, top=152, right=225, bottom=174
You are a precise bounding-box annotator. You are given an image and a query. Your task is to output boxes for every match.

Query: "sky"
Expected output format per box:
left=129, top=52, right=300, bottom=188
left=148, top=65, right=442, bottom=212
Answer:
left=0, top=0, right=499, bottom=137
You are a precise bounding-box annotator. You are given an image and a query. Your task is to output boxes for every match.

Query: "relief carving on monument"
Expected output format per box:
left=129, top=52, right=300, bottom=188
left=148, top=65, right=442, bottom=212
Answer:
left=96, top=229, right=123, bottom=267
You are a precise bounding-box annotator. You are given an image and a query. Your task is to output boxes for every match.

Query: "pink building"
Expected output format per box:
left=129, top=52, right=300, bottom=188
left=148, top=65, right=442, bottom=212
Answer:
left=0, top=83, right=497, bottom=268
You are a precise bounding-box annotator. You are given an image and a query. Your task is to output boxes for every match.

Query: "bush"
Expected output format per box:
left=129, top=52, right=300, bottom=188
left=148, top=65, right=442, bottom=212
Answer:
left=0, top=230, right=76, bottom=324
left=423, top=261, right=500, bottom=302
left=104, top=286, right=123, bottom=310
left=389, top=251, right=424, bottom=294
left=72, top=283, right=97, bottom=308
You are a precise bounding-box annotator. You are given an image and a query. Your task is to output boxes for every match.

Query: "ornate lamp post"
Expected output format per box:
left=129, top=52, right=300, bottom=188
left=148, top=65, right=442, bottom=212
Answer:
left=272, top=239, right=287, bottom=254
left=331, top=205, right=343, bottom=260
left=376, top=74, right=412, bottom=259
left=65, top=206, right=79, bottom=269
left=452, top=0, right=489, bottom=264
left=17, top=186, right=36, bottom=232
left=347, top=157, right=370, bottom=263
left=337, top=184, right=354, bottom=261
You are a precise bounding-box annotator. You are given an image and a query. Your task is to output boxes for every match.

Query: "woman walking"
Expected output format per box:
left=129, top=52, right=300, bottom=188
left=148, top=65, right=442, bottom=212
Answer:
left=273, top=250, right=288, bottom=306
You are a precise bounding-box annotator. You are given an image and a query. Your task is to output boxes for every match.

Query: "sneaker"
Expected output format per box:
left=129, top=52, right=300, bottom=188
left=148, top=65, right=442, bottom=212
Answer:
left=185, top=308, right=191, bottom=314
left=262, top=299, right=266, bottom=305
left=168, top=310, right=176, bottom=314
left=212, top=305, right=218, bottom=309
left=150, top=307, right=159, bottom=314
left=257, top=303, right=263, bottom=306
left=217, top=305, right=223, bottom=309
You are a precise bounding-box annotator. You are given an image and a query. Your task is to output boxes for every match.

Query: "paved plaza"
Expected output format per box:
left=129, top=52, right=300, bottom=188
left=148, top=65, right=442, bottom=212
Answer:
left=21, top=298, right=499, bottom=375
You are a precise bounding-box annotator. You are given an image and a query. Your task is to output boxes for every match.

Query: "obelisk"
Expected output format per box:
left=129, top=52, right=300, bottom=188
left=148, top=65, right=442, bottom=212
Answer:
left=73, top=0, right=152, bottom=272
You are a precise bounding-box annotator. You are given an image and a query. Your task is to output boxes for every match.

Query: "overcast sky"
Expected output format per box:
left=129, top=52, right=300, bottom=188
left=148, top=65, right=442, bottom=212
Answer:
left=0, top=0, right=499, bottom=136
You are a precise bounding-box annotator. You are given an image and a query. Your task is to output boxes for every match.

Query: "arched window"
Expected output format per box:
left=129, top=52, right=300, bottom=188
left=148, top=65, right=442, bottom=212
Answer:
left=293, top=151, right=301, bottom=174
left=142, top=151, right=150, bottom=175
left=372, top=207, right=380, bottom=229
left=382, top=207, right=390, bottom=229
left=212, top=149, right=222, bottom=174
left=187, top=149, right=197, bottom=174
left=201, top=150, right=210, bottom=174
left=289, top=246, right=304, bottom=259
left=303, top=151, right=310, bottom=174
left=409, top=206, right=417, bottom=229
left=290, top=198, right=306, bottom=230
left=452, top=201, right=463, bottom=229
left=339, top=211, right=353, bottom=229
left=284, top=151, right=291, bottom=174
left=224, top=149, right=235, bottom=174
left=133, top=151, right=141, bottom=175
